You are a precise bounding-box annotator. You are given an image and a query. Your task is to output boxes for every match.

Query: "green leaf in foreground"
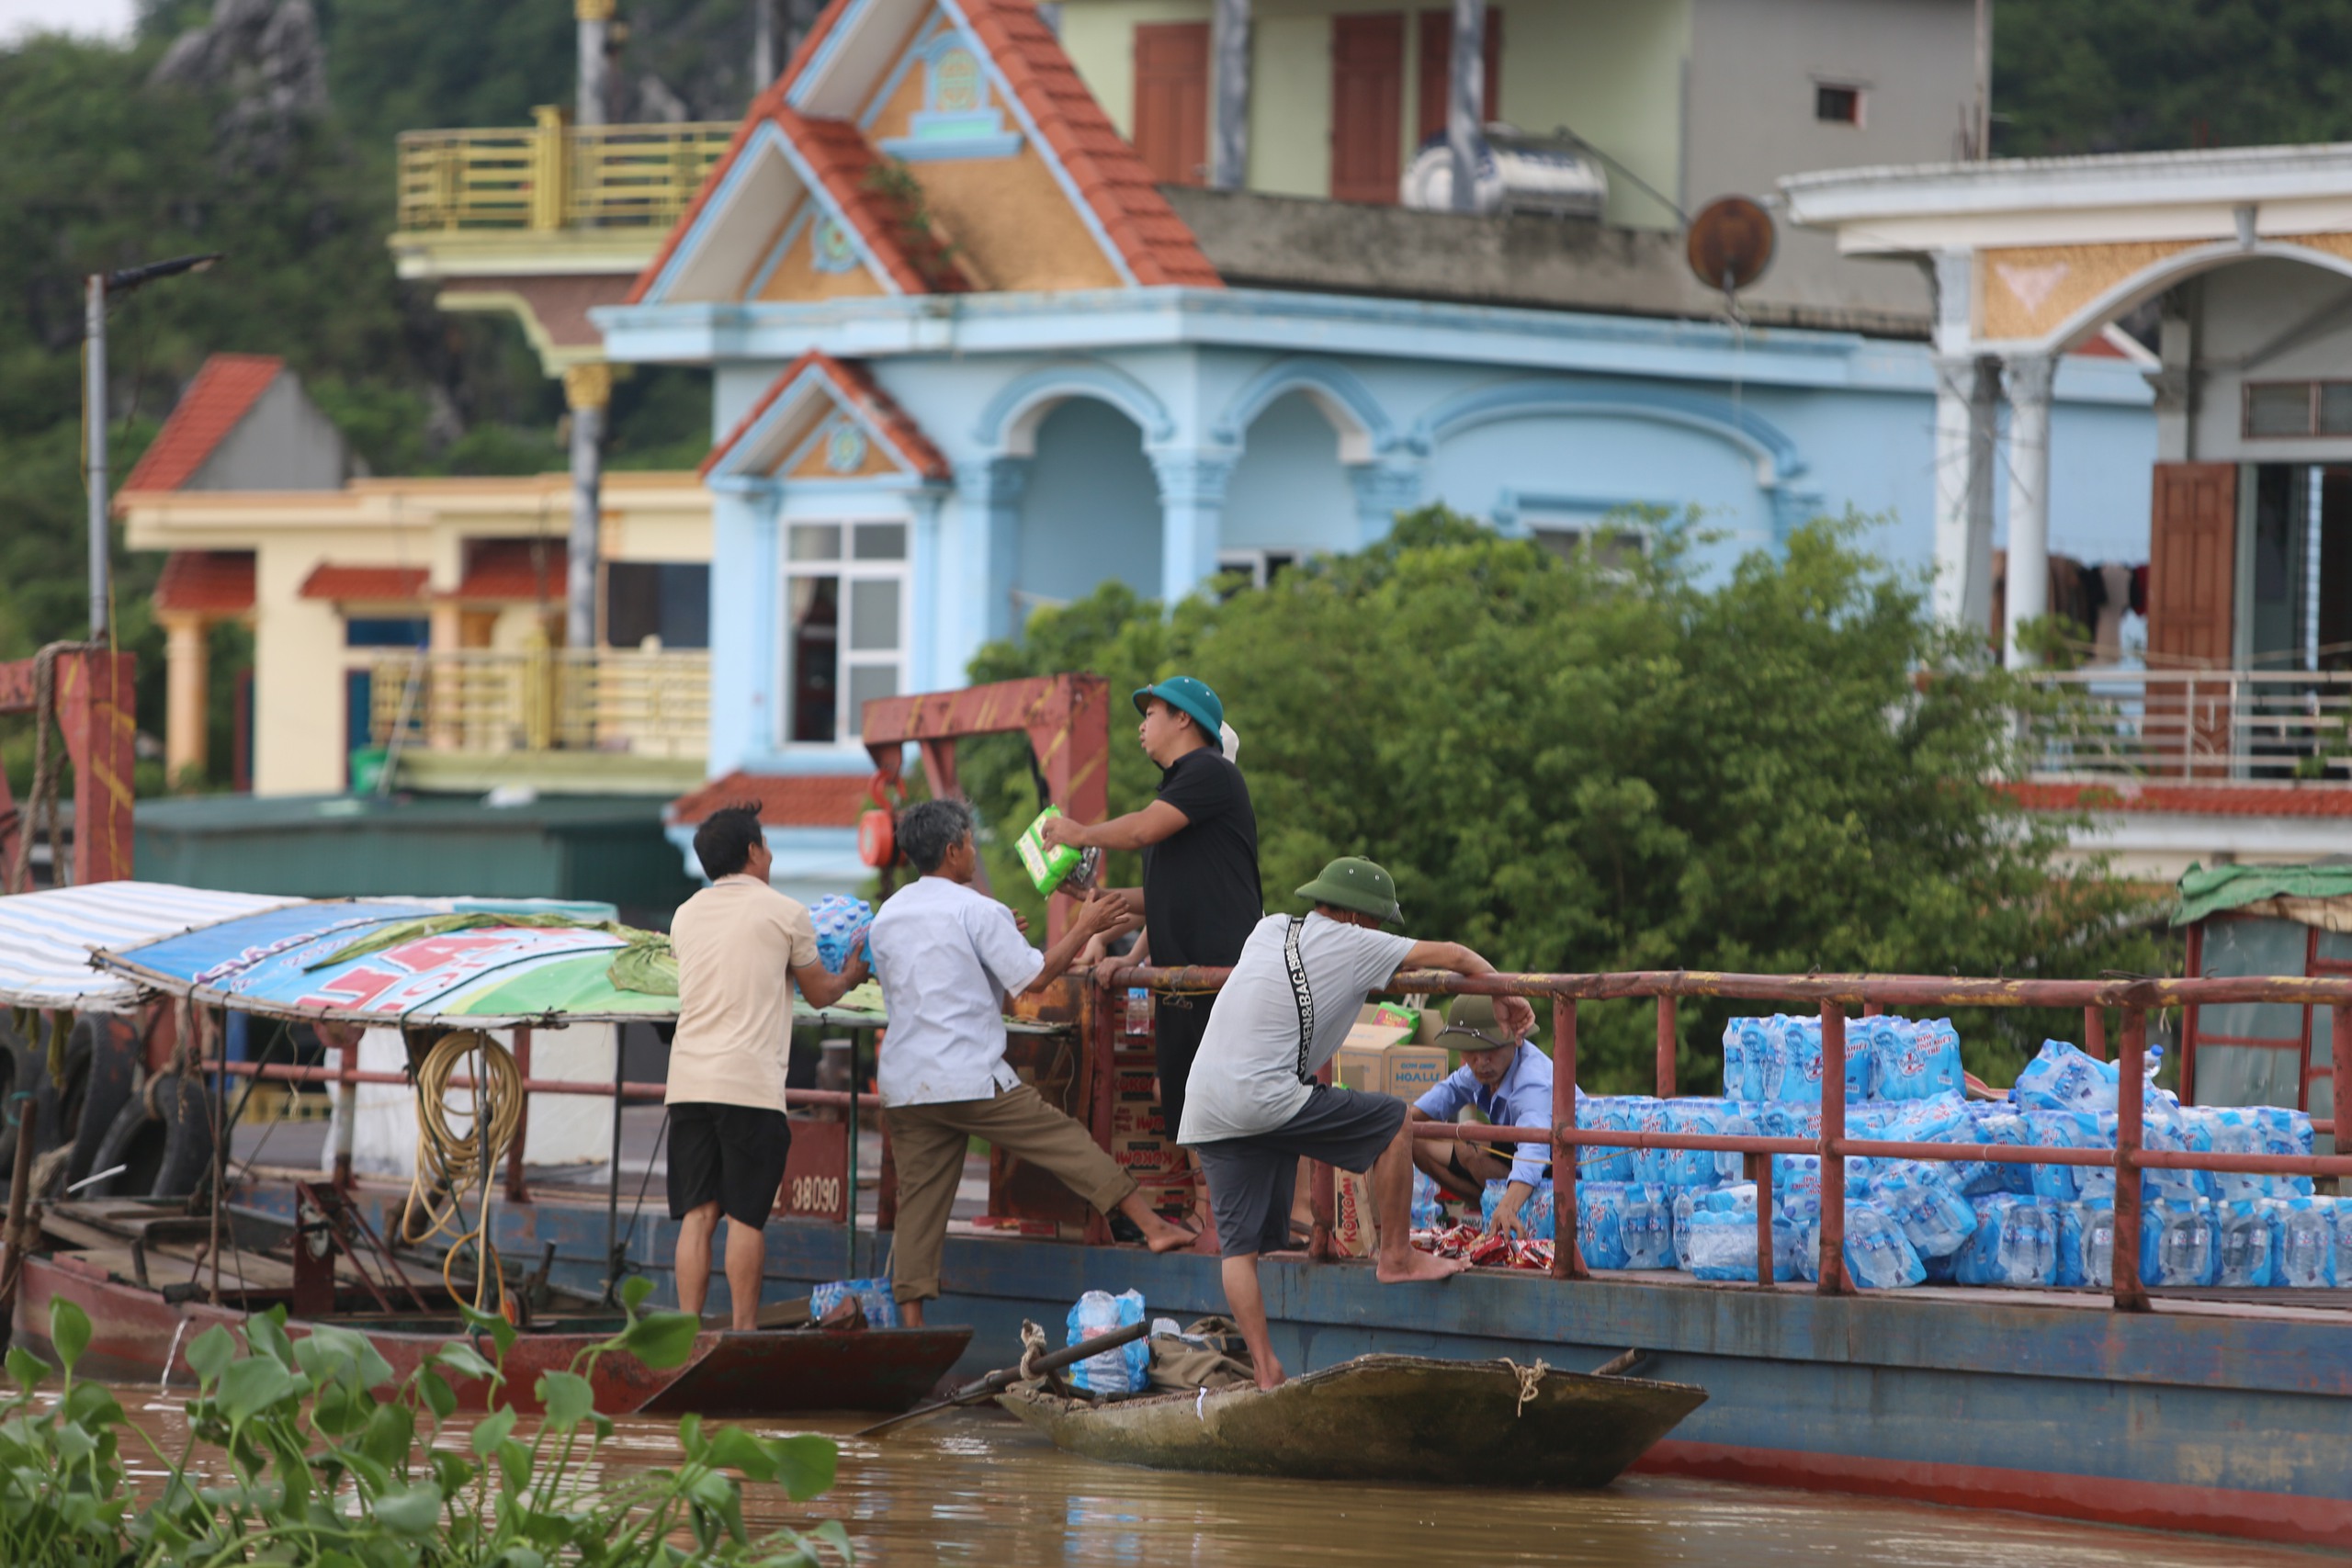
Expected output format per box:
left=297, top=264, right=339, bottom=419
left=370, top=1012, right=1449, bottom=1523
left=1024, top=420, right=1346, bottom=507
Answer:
left=49, top=1298, right=90, bottom=1375
left=536, top=1370, right=596, bottom=1429
left=371, top=1482, right=444, bottom=1538
left=620, top=1309, right=702, bottom=1370
left=185, top=1324, right=236, bottom=1386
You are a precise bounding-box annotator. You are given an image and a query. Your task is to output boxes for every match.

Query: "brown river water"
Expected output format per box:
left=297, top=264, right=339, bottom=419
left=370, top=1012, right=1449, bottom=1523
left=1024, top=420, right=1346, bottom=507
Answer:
left=108, top=1393, right=2324, bottom=1566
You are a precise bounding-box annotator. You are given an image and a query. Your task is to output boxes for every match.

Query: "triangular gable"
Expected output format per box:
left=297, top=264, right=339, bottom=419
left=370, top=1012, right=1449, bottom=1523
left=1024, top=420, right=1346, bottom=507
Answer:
left=120, top=355, right=283, bottom=493
left=633, top=108, right=963, bottom=306
left=629, top=0, right=1216, bottom=305
left=701, top=350, right=949, bottom=487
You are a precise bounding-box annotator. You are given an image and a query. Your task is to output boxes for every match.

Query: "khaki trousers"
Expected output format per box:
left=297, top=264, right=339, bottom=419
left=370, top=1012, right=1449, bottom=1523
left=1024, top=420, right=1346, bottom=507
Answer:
left=885, top=1083, right=1136, bottom=1304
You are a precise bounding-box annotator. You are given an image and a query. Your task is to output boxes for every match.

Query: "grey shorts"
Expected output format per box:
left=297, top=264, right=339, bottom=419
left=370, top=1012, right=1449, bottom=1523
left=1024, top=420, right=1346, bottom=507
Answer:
left=1191, top=1086, right=1408, bottom=1259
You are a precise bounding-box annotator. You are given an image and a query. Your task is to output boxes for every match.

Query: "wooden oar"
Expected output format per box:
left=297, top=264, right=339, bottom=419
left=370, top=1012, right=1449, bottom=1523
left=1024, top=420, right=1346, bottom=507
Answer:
left=855, top=1319, right=1151, bottom=1438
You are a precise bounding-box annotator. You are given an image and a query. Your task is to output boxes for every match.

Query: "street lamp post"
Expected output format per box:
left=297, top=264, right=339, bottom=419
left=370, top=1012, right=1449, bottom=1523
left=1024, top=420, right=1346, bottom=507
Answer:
left=84, top=253, right=221, bottom=642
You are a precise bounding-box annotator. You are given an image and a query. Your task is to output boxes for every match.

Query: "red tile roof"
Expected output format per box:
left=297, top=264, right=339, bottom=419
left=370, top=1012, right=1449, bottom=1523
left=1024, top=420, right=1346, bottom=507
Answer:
left=447, top=538, right=568, bottom=602
left=119, top=355, right=282, bottom=494
left=299, top=563, right=429, bottom=603
left=702, top=349, right=951, bottom=481
left=959, top=0, right=1220, bottom=288
left=668, top=769, right=875, bottom=828
left=153, top=550, right=256, bottom=615
left=2006, top=781, right=2352, bottom=818
left=626, top=0, right=1217, bottom=303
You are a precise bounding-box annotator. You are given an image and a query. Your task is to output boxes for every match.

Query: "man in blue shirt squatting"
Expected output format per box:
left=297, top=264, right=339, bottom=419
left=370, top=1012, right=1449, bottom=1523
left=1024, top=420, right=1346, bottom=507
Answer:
left=1176, top=855, right=1535, bottom=1389
left=867, top=799, right=1196, bottom=1326
left=1408, top=994, right=1554, bottom=1238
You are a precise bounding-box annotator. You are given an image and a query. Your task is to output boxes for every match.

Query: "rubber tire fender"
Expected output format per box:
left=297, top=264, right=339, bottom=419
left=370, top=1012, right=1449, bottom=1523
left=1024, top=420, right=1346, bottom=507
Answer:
left=33, top=1019, right=94, bottom=1159
left=83, top=1072, right=216, bottom=1201
left=62, top=1013, right=141, bottom=1190
left=0, top=1015, right=39, bottom=1176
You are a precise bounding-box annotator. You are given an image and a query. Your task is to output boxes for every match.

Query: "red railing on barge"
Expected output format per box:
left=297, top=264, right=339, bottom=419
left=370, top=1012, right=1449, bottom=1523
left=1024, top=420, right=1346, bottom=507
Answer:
left=1103, top=965, right=2352, bottom=1313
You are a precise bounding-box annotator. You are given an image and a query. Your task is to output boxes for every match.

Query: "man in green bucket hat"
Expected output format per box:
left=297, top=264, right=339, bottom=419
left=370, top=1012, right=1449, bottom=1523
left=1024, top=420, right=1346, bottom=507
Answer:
left=1174, top=854, right=1534, bottom=1388
left=1041, top=673, right=1261, bottom=1245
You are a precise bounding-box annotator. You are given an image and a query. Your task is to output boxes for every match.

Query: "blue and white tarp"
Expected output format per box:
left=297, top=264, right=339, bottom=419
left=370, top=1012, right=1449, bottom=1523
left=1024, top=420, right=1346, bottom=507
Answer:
left=0, top=881, right=300, bottom=1011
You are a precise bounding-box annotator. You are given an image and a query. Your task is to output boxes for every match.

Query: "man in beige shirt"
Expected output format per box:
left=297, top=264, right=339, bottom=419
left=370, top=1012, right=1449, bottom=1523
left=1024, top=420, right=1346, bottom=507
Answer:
left=666, top=804, right=867, bottom=1328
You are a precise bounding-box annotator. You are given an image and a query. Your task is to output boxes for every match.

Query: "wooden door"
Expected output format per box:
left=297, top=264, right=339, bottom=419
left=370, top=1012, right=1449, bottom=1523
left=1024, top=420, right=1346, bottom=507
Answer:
left=1133, top=22, right=1209, bottom=186
left=2144, top=462, right=2238, bottom=774
left=1331, top=13, right=1405, bottom=203
left=1415, top=6, right=1502, bottom=145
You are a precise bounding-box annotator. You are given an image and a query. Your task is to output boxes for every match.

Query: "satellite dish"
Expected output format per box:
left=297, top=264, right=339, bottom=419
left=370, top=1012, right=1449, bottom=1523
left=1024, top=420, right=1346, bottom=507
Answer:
left=1686, top=196, right=1776, bottom=294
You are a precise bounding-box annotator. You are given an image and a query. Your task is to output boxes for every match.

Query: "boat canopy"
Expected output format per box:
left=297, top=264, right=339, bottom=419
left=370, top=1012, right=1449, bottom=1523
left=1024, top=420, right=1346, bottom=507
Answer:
left=0, top=881, right=300, bottom=1011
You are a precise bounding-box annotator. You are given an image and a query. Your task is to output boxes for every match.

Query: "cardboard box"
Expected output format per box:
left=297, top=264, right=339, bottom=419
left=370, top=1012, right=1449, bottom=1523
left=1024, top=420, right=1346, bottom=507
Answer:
left=1112, top=1100, right=1163, bottom=1137
left=1112, top=1135, right=1185, bottom=1181
left=1333, top=1168, right=1377, bottom=1258
left=1333, top=1040, right=1452, bottom=1100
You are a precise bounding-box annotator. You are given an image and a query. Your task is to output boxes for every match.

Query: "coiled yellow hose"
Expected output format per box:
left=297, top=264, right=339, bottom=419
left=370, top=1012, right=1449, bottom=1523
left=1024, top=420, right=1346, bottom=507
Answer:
left=399, top=1030, right=524, bottom=1313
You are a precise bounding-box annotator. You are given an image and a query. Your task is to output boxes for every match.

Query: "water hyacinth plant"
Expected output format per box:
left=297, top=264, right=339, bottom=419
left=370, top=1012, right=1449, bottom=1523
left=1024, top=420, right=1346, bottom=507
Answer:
left=0, top=1278, right=850, bottom=1566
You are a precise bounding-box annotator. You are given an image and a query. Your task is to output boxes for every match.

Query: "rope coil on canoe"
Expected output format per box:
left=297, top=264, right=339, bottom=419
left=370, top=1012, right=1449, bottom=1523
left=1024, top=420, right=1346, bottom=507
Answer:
left=1500, top=1357, right=1549, bottom=1417
left=1018, top=1319, right=1049, bottom=1382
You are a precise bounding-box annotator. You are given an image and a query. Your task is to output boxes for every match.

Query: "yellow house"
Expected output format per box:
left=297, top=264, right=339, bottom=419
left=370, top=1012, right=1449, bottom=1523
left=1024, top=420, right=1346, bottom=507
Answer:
left=121, top=355, right=712, bottom=798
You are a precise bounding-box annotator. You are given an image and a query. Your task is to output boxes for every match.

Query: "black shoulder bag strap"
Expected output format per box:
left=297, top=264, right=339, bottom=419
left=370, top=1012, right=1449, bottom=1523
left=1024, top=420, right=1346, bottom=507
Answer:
left=1283, top=914, right=1317, bottom=1086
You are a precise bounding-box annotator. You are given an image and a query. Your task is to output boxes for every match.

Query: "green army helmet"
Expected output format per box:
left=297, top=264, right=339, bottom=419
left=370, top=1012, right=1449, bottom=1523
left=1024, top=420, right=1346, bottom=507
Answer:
left=1295, top=855, right=1402, bottom=924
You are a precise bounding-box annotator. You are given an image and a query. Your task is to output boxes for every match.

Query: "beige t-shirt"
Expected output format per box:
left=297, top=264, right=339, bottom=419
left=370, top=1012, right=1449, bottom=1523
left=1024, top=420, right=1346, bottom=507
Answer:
left=664, top=874, right=820, bottom=1112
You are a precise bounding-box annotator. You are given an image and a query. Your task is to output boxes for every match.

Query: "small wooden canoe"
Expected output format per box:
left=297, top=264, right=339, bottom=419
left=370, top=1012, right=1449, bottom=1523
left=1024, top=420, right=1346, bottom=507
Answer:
left=998, top=1354, right=1706, bottom=1489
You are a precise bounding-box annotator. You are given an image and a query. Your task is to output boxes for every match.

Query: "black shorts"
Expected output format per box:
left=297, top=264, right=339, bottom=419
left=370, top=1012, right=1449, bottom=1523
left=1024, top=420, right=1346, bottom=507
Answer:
left=1192, top=1085, right=1408, bottom=1258
left=666, top=1102, right=792, bottom=1229
left=1154, top=995, right=1213, bottom=1146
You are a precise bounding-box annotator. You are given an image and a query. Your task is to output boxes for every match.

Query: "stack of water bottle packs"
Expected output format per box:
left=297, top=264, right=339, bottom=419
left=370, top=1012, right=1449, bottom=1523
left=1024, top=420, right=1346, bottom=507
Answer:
left=1476, top=1013, right=2347, bottom=1291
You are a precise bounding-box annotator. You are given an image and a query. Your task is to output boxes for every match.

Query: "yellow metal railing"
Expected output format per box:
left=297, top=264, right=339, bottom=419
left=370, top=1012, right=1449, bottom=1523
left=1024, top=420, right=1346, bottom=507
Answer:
left=369, top=646, right=710, bottom=758
left=395, top=107, right=735, bottom=233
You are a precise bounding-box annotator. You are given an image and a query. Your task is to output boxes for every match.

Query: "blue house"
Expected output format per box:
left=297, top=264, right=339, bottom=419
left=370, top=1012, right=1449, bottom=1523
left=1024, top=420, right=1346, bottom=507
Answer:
left=594, top=0, right=2154, bottom=887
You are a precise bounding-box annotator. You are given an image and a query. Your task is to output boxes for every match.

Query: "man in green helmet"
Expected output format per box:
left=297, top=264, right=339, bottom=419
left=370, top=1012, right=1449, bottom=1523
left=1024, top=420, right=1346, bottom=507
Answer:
left=1176, top=855, right=1534, bottom=1388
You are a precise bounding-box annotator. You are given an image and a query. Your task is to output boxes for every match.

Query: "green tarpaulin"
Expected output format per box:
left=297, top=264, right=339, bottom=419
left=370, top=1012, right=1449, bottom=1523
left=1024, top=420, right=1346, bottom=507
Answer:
left=2175, top=863, right=2352, bottom=926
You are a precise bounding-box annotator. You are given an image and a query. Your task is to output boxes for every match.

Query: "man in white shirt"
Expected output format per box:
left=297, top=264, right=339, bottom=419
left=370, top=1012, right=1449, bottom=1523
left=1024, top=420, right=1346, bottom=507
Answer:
left=666, top=804, right=869, bottom=1329
left=869, top=799, right=1195, bottom=1325
left=1180, top=856, right=1535, bottom=1388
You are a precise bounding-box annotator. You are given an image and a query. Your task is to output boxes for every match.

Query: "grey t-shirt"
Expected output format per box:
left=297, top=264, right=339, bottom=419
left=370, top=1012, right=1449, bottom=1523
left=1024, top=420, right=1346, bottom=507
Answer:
left=1177, top=912, right=1418, bottom=1145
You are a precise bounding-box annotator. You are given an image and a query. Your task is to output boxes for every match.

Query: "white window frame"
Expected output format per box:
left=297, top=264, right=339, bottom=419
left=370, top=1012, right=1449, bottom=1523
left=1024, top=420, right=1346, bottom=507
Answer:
left=780, top=517, right=911, bottom=750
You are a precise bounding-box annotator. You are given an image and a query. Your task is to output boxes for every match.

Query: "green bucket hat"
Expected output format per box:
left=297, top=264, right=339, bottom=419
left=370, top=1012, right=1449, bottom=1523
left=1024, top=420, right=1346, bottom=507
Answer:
left=1133, top=675, right=1224, bottom=739
left=1439, top=993, right=1529, bottom=1049
left=1295, top=856, right=1402, bottom=924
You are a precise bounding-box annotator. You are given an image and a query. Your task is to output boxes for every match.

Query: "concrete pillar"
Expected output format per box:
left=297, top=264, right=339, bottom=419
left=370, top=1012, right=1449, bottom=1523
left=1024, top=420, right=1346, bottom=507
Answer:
left=956, top=457, right=1028, bottom=651
left=1447, top=0, right=1486, bottom=212
left=563, top=362, right=613, bottom=651
left=576, top=0, right=614, bottom=127
left=1963, top=355, right=1999, bottom=637
left=163, top=615, right=209, bottom=785
left=2153, top=299, right=2195, bottom=463
left=2002, top=352, right=2057, bottom=666
left=1348, top=461, right=1423, bottom=544
left=752, top=0, right=775, bottom=93
left=1930, top=354, right=1974, bottom=627
left=1210, top=0, right=1250, bottom=190
left=1150, top=451, right=1233, bottom=605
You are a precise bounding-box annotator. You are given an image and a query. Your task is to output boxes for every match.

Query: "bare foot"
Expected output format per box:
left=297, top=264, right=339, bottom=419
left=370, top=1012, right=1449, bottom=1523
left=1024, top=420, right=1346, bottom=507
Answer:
left=1376, top=1249, right=1467, bottom=1284
left=1140, top=1216, right=1194, bottom=1255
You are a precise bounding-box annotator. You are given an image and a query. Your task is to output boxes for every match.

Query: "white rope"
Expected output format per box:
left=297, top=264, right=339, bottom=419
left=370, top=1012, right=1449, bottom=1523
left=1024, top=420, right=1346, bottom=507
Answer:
left=1500, top=1356, right=1549, bottom=1417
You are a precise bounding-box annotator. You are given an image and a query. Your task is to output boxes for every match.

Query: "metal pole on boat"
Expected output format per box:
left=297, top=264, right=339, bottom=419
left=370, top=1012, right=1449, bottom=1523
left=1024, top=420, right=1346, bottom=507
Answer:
left=0, top=1089, right=40, bottom=1331
left=1815, top=1003, right=1849, bottom=1293
left=847, top=1034, right=861, bottom=1279
left=604, top=1032, right=625, bottom=1305
left=2112, top=1004, right=2150, bottom=1312
left=1552, top=995, right=1582, bottom=1280
left=330, top=1024, right=358, bottom=1194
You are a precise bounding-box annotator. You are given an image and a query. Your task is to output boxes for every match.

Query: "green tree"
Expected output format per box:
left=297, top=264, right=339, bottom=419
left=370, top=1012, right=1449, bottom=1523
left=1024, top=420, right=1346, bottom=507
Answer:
left=967, top=509, right=2170, bottom=1091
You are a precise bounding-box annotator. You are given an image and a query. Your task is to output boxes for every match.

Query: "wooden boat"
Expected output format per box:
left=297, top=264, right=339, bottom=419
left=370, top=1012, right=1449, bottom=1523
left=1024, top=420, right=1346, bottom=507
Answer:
left=13, top=1200, right=969, bottom=1416
left=997, top=1353, right=1707, bottom=1488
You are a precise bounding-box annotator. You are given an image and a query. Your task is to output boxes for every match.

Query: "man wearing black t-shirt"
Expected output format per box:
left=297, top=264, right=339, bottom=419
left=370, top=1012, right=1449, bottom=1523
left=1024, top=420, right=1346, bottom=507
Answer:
left=1041, top=675, right=1262, bottom=1240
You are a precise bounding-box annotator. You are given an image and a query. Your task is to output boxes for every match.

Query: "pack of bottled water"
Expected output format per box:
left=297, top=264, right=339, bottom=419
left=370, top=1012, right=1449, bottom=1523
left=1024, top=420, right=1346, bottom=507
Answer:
left=2215, top=1197, right=2278, bottom=1287
left=1411, top=1168, right=1443, bottom=1231
left=1477, top=1177, right=1556, bottom=1241
left=1575, top=1096, right=1639, bottom=1183
left=808, top=893, right=876, bottom=974
left=1859, top=1016, right=1964, bottom=1102
left=1844, top=1204, right=1928, bottom=1290
left=2139, top=1198, right=2220, bottom=1288
left=2273, top=1195, right=2338, bottom=1288
left=2055, top=1199, right=2115, bottom=1287
left=1954, top=1101, right=2035, bottom=1196
left=2014, top=1039, right=2120, bottom=1114
left=1567, top=1180, right=1674, bottom=1269
left=1864, top=1160, right=1978, bottom=1259
left=2187, top=1105, right=2316, bottom=1201
left=1953, top=1195, right=2060, bottom=1286
left=1679, top=1204, right=1805, bottom=1282
left=1633, top=1098, right=1749, bottom=1186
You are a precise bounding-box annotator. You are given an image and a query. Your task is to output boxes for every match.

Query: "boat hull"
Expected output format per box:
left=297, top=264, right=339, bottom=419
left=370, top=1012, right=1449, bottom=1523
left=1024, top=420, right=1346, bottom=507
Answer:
left=14, top=1254, right=968, bottom=1415
left=998, top=1355, right=1706, bottom=1487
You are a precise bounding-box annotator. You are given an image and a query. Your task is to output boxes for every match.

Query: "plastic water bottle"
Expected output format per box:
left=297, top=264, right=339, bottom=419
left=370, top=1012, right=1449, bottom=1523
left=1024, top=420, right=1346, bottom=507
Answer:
left=2149, top=1201, right=2218, bottom=1288
left=1869, top=1162, right=1977, bottom=1260
left=1620, top=1186, right=1674, bottom=1269
left=1125, top=987, right=1152, bottom=1035
left=2277, top=1199, right=2336, bottom=1288
left=1067, top=1289, right=1148, bottom=1395
left=2216, top=1200, right=2275, bottom=1288
left=1995, top=1200, right=2058, bottom=1286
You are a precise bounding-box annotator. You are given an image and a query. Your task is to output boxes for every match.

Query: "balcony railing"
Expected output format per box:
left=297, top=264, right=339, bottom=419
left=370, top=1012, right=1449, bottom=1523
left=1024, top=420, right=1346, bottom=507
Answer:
left=368, top=647, right=709, bottom=759
left=2021, top=667, right=2352, bottom=783
left=395, top=107, right=734, bottom=233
